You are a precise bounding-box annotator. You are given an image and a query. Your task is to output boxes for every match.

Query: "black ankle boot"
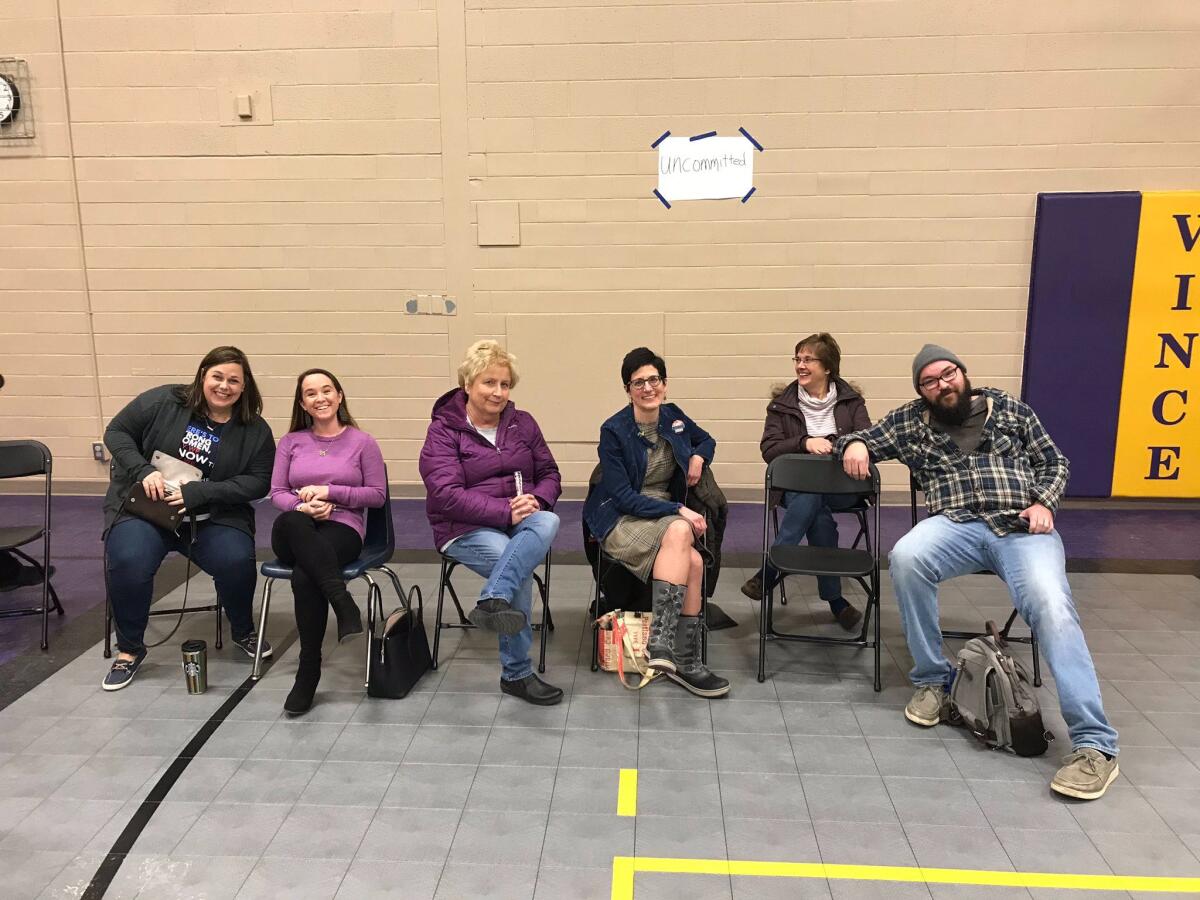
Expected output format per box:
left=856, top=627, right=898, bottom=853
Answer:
left=284, top=661, right=321, bottom=716
left=328, top=589, right=363, bottom=643
left=646, top=579, right=685, bottom=673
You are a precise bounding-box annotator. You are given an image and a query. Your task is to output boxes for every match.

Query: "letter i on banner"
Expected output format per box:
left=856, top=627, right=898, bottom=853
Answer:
left=1111, top=192, right=1200, bottom=497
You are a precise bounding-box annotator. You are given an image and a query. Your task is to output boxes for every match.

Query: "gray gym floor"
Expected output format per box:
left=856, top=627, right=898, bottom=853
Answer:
left=1, top=564, right=1199, bottom=899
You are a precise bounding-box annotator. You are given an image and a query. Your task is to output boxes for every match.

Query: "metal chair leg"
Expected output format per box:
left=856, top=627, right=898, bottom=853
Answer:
left=432, top=556, right=450, bottom=670
left=252, top=578, right=274, bottom=681
left=590, top=552, right=604, bottom=672
left=360, top=573, right=381, bottom=688
left=536, top=574, right=549, bottom=675
left=104, top=593, right=113, bottom=659
left=757, top=584, right=770, bottom=684
left=872, top=570, right=882, bottom=693
left=541, top=552, right=554, bottom=631
left=1031, top=635, right=1043, bottom=687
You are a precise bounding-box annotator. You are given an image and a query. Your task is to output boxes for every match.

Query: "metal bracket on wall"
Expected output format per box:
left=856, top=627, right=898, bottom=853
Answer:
left=405, top=294, right=456, bottom=315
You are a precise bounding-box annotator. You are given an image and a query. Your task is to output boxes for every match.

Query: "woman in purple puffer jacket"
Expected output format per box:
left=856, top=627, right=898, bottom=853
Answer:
left=418, top=340, right=564, bottom=706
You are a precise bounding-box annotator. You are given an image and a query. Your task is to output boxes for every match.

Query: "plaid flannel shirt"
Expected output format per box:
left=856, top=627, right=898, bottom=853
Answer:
left=834, top=388, right=1070, bottom=536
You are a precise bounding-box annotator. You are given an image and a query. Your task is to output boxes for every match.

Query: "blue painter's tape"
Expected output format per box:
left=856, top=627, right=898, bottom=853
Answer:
left=650, top=130, right=671, bottom=148
left=689, top=131, right=717, bottom=141
left=739, top=127, right=764, bottom=152
left=741, top=187, right=756, bottom=203
left=653, top=189, right=671, bottom=209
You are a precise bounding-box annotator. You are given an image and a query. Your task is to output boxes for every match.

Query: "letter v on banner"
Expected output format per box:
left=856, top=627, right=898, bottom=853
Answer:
left=1111, top=192, right=1200, bottom=497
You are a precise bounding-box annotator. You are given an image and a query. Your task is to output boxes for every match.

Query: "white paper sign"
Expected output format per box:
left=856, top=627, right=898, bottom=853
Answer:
left=657, top=135, right=754, bottom=201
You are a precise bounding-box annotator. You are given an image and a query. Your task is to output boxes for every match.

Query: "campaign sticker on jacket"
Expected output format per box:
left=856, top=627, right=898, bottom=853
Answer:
left=671, top=419, right=684, bottom=433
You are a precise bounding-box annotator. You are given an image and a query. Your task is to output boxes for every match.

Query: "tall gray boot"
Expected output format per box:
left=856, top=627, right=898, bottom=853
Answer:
left=646, top=579, right=685, bottom=673
left=668, top=615, right=730, bottom=698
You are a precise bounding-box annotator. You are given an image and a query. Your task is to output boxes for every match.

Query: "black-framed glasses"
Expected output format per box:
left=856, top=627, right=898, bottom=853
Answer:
left=918, top=364, right=960, bottom=391
left=628, top=376, right=663, bottom=391
left=792, top=355, right=820, bottom=366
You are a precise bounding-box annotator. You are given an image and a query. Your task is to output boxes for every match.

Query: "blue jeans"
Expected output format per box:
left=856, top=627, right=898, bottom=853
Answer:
left=764, top=491, right=861, bottom=602
left=105, top=517, right=257, bottom=654
left=444, top=511, right=559, bottom=681
left=888, top=515, right=1119, bottom=756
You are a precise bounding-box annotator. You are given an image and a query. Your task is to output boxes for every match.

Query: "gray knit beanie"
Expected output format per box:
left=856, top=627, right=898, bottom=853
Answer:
left=912, top=344, right=966, bottom=391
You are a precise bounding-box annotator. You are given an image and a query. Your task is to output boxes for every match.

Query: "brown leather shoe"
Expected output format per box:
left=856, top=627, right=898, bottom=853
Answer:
left=834, top=602, right=863, bottom=632
left=740, top=574, right=764, bottom=602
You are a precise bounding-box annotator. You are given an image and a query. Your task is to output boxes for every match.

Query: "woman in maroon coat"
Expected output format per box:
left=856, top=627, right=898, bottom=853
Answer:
left=742, top=333, right=871, bottom=630
left=418, top=340, right=563, bottom=705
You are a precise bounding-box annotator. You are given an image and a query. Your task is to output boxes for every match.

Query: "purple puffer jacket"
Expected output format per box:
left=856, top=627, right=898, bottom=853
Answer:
left=419, top=388, right=562, bottom=549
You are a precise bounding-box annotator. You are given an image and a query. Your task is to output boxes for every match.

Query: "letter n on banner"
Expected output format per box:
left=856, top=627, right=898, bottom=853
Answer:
left=1111, top=192, right=1200, bottom=497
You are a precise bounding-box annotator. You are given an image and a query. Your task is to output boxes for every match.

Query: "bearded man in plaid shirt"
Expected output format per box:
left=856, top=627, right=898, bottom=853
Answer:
left=837, top=345, right=1120, bottom=801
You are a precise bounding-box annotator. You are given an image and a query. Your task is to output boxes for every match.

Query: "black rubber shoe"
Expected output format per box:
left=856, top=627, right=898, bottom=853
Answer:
left=468, top=598, right=526, bottom=635
left=500, top=674, right=564, bottom=706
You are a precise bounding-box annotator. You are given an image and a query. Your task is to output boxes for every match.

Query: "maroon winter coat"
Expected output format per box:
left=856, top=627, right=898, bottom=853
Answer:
left=760, top=377, right=870, bottom=504
left=419, top=388, right=562, bottom=549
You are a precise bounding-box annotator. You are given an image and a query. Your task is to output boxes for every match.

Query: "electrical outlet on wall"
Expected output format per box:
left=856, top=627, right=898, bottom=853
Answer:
left=91, top=442, right=107, bottom=462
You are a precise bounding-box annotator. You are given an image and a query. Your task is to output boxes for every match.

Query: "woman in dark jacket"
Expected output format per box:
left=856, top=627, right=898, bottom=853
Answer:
left=743, top=332, right=871, bottom=630
left=418, top=340, right=563, bottom=706
left=583, top=347, right=729, bottom=698
left=101, top=346, right=275, bottom=691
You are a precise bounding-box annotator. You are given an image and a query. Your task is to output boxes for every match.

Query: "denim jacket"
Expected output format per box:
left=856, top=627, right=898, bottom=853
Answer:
left=582, top=402, right=716, bottom=542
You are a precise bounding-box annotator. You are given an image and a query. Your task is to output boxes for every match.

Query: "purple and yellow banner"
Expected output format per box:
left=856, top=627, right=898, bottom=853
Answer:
left=1024, top=191, right=1199, bottom=498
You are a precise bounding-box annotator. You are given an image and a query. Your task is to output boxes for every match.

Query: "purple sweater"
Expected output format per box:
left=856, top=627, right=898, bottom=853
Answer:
left=270, top=427, right=387, bottom=539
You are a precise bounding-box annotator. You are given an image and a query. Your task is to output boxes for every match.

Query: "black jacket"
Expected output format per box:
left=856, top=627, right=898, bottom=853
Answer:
left=102, top=384, right=275, bottom=538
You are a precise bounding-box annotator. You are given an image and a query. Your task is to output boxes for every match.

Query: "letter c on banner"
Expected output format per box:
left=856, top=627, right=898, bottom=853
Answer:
left=1152, top=389, right=1188, bottom=426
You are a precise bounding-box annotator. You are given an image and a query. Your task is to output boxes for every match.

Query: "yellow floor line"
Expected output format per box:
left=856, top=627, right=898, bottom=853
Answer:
left=616, top=768, right=637, bottom=817
left=611, top=856, right=1200, bottom=897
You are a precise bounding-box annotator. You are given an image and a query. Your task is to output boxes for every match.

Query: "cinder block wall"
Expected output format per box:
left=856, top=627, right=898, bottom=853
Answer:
left=2, top=0, right=1197, bottom=496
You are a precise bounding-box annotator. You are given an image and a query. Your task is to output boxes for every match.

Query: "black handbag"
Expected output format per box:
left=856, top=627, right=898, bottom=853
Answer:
left=122, top=482, right=192, bottom=533
left=367, top=585, right=432, bottom=699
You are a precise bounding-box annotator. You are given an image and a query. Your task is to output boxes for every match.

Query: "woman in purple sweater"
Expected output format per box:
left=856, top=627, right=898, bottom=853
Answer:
left=419, top=340, right=563, bottom=706
left=270, top=368, right=386, bottom=715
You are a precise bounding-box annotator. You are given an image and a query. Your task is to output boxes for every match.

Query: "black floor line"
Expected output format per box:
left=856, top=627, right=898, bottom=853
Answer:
left=81, top=626, right=299, bottom=900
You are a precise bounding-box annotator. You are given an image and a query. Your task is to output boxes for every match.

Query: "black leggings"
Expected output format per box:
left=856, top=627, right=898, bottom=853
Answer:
left=271, top=511, right=362, bottom=664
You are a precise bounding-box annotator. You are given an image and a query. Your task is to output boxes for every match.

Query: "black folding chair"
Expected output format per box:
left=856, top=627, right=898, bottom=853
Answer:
left=253, top=478, right=411, bottom=685
left=431, top=550, right=554, bottom=673
left=589, top=531, right=709, bottom=672
left=758, top=455, right=882, bottom=689
left=0, top=440, right=63, bottom=650
left=771, top=498, right=872, bottom=607
left=910, top=475, right=1042, bottom=686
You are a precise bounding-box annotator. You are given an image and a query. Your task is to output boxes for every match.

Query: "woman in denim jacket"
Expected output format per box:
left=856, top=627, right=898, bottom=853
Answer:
left=583, top=348, right=729, bottom=698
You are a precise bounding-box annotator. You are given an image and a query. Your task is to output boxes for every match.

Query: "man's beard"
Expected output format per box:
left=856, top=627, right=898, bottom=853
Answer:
left=928, top=376, right=974, bottom=426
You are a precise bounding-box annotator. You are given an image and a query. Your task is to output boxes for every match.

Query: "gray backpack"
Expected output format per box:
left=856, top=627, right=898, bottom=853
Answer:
left=949, top=621, right=1051, bottom=757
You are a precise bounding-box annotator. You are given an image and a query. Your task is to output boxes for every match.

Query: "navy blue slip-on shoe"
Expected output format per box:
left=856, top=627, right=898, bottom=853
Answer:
left=102, top=649, right=148, bottom=692
left=233, top=631, right=273, bottom=660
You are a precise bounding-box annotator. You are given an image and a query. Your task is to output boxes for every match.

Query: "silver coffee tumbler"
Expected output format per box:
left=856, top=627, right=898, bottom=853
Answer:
left=181, top=639, right=208, bottom=694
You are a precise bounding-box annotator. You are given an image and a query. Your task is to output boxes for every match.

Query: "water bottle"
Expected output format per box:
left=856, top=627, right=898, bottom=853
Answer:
left=181, top=639, right=208, bottom=694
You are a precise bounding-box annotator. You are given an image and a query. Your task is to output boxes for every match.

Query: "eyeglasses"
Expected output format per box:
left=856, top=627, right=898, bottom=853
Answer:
left=792, top=355, right=820, bottom=366
left=918, top=365, right=960, bottom=391
left=628, top=376, right=663, bottom=391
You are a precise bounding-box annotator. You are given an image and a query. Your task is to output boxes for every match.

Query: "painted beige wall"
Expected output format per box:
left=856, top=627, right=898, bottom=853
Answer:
left=2, top=1, right=1198, bottom=496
